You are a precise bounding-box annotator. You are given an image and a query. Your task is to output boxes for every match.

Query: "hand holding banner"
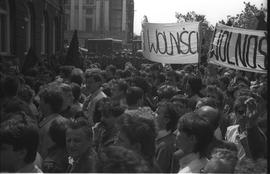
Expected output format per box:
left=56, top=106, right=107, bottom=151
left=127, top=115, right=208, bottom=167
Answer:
left=209, top=24, right=267, bottom=73
left=142, top=22, right=200, bottom=64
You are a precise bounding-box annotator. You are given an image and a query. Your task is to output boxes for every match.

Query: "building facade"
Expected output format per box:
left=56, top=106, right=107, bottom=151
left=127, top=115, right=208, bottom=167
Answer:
left=0, top=0, right=65, bottom=61
left=64, top=0, right=134, bottom=47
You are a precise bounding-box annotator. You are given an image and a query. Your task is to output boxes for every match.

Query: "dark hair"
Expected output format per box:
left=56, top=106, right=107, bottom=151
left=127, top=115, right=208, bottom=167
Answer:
left=186, top=75, right=202, bottom=95
left=197, top=97, right=219, bottom=109
left=0, top=115, right=39, bottom=164
left=3, top=75, right=19, bottom=97
left=158, top=101, right=180, bottom=132
left=70, top=82, right=81, bottom=101
left=66, top=118, right=93, bottom=141
left=96, top=145, right=150, bottom=173
left=70, top=68, right=84, bottom=86
left=178, top=112, right=214, bottom=158
left=49, top=117, right=69, bottom=147
left=98, top=98, right=125, bottom=118
left=125, top=86, right=144, bottom=106
left=117, top=114, right=156, bottom=165
left=233, top=96, right=249, bottom=112
left=17, top=84, right=35, bottom=103
left=157, top=85, right=179, bottom=101
left=196, top=106, right=221, bottom=130
left=131, top=76, right=150, bottom=93
left=39, top=84, right=63, bottom=113
left=205, top=85, right=224, bottom=109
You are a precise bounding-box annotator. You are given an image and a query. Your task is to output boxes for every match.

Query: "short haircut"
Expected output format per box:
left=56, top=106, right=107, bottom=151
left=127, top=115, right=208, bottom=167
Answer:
left=3, top=75, right=19, bottom=97
left=96, top=145, right=150, bottom=173
left=205, top=85, right=224, bottom=109
left=117, top=114, right=156, bottom=165
left=66, top=118, right=93, bottom=141
left=17, top=84, right=35, bottom=103
left=49, top=117, right=69, bottom=147
left=125, top=86, right=144, bottom=106
left=178, top=112, right=214, bottom=158
left=0, top=114, right=39, bottom=164
left=70, top=82, right=81, bottom=101
left=85, top=68, right=103, bottom=82
left=197, top=97, right=219, bottom=109
left=233, top=95, right=249, bottom=112
left=70, top=68, right=84, bottom=86
left=97, top=98, right=125, bottom=118
left=157, top=101, right=180, bottom=132
left=39, top=84, right=64, bottom=113
left=110, top=79, right=128, bottom=93
left=186, top=75, right=202, bottom=94
left=157, top=85, right=179, bottom=100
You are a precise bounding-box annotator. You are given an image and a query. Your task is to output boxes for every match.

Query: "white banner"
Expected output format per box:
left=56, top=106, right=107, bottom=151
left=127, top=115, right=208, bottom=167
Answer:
left=142, top=22, right=200, bottom=64
left=209, top=23, right=267, bottom=73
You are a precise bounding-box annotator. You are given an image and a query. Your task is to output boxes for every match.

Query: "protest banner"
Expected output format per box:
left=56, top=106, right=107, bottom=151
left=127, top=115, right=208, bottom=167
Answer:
left=142, top=22, right=200, bottom=64
left=209, top=23, right=267, bottom=73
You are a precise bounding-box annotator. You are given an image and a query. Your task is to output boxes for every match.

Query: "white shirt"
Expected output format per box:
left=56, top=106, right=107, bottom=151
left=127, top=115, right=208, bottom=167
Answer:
left=178, top=153, right=208, bottom=173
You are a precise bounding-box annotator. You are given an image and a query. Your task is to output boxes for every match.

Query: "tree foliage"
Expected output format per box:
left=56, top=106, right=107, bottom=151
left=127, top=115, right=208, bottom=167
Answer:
left=219, top=2, right=267, bottom=30
left=65, top=30, right=83, bottom=69
left=175, top=11, right=206, bottom=22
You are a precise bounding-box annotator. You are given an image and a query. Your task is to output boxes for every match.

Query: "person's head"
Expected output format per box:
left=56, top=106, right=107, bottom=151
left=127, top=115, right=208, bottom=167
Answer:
left=165, top=70, right=178, bottom=85
left=185, top=75, right=202, bottom=96
left=98, top=98, right=125, bottom=128
left=49, top=117, right=69, bottom=148
left=176, top=112, right=214, bottom=158
left=3, top=75, right=20, bottom=97
left=195, top=97, right=218, bottom=110
left=205, top=85, right=224, bottom=110
left=17, top=84, right=35, bottom=104
left=105, top=65, right=117, bottom=80
left=96, top=145, right=150, bottom=173
left=155, top=101, right=179, bottom=132
left=70, top=82, right=81, bottom=102
left=110, top=79, right=128, bottom=100
left=157, top=85, right=180, bottom=101
left=70, top=68, right=84, bottom=86
left=170, top=94, right=191, bottom=116
left=233, top=96, right=250, bottom=124
left=38, top=84, right=63, bottom=115
left=84, top=68, right=103, bottom=93
left=202, top=148, right=238, bottom=173
left=0, top=115, right=39, bottom=172
left=2, top=97, right=32, bottom=119
left=125, top=86, right=144, bottom=107
left=59, top=65, right=74, bottom=82
left=65, top=118, right=93, bottom=160
left=59, top=83, right=74, bottom=110
left=116, top=114, right=156, bottom=165
left=218, top=76, right=230, bottom=91
left=196, top=106, right=220, bottom=131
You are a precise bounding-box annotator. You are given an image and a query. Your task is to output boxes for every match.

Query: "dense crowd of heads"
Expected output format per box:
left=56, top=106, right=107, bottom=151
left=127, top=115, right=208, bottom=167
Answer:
left=0, top=57, right=267, bottom=173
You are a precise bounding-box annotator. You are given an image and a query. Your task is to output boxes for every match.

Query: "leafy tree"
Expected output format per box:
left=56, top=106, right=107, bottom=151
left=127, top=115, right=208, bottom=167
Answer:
left=220, top=2, right=267, bottom=30
left=175, top=11, right=206, bottom=22
left=65, top=30, right=83, bottom=69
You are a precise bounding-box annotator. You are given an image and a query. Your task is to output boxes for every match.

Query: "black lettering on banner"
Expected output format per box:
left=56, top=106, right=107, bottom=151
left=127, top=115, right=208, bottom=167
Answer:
left=235, top=33, right=247, bottom=67
left=242, top=34, right=248, bottom=67
left=215, top=30, right=223, bottom=61
left=246, top=35, right=258, bottom=69
left=156, top=31, right=167, bottom=54
left=179, top=30, right=189, bottom=54
left=189, top=31, right=197, bottom=54
left=168, top=32, right=180, bottom=55
left=220, top=30, right=229, bottom=62
left=226, top=32, right=234, bottom=65
left=258, top=34, right=267, bottom=70
left=147, top=29, right=158, bottom=53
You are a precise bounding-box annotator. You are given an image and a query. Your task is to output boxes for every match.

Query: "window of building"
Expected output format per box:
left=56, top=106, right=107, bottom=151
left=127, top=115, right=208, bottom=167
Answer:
left=0, top=0, right=10, bottom=54
left=85, top=18, right=92, bottom=32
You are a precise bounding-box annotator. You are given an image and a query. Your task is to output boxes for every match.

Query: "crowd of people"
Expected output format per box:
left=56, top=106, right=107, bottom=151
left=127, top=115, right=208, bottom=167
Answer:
left=0, top=55, right=267, bottom=173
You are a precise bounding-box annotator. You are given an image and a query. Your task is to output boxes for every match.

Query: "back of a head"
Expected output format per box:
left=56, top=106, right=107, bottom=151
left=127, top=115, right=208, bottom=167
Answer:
left=0, top=114, right=39, bottom=170
left=125, top=86, right=144, bottom=106
left=196, top=105, right=220, bottom=130
left=66, top=118, right=93, bottom=141
left=49, top=117, right=69, bottom=148
left=187, top=75, right=202, bottom=94
left=178, top=112, right=214, bottom=157
left=70, top=68, right=84, bottom=86
left=96, top=145, right=150, bottom=173
left=117, top=114, right=156, bottom=165
left=3, top=75, right=19, bottom=97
